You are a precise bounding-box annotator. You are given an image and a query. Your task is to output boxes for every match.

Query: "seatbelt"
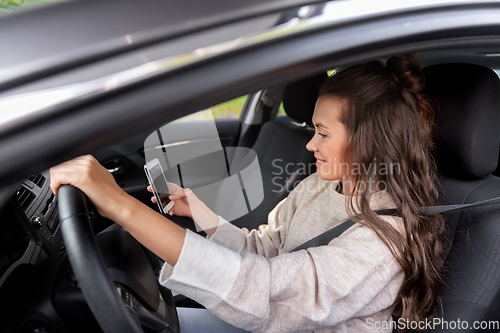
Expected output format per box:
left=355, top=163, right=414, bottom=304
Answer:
left=419, top=196, right=500, bottom=215
left=290, top=196, right=500, bottom=253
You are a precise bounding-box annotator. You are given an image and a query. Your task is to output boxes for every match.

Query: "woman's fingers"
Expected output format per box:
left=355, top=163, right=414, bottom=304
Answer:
left=169, top=189, right=187, bottom=200
left=145, top=181, right=192, bottom=218
left=148, top=183, right=181, bottom=202
left=50, top=155, right=129, bottom=220
left=50, top=155, right=98, bottom=194
left=148, top=185, right=156, bottom=203
left=50, top=162, right=92, bottom=194
left=167, top=182, right=182, bottom=192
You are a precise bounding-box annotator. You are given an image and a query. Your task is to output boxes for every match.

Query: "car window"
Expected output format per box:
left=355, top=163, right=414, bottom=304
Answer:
left=173, top=95, right=248, bottom=122
left=0, top=0, right=62, bottom=13
left=278, top=102, right=286, bottom=116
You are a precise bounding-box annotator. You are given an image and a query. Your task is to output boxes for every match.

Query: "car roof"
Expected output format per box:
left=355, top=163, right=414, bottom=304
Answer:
left=0, top=0, right=327, bottom=91
left=0, top=0, right=494, bottom=92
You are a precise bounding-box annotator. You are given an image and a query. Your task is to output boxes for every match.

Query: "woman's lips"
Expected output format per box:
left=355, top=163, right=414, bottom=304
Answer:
left=316, top=158, right=326, bottom=167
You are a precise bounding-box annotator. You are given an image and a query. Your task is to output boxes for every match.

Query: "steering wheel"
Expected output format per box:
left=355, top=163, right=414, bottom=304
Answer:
left=58, top=185, right=180, bottom=333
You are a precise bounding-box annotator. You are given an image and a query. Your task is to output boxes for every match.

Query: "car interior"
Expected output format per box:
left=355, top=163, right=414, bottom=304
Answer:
left=422, top=62, right=500, bottom=332
left=2, top=44, right=500, bottom=332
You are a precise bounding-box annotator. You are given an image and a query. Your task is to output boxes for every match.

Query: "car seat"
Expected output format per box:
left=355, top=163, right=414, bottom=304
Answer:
left=231, top=73, right=327, bottom=230
left=422, top=63, right=500, bottom=332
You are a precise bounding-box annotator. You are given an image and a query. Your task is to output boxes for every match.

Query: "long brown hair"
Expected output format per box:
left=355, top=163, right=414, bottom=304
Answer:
left=319, top=55, right=444, bottom=327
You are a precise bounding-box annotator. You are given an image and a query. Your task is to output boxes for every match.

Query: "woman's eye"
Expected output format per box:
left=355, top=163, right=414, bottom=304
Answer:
left=318, top=133, right=327, bottom=138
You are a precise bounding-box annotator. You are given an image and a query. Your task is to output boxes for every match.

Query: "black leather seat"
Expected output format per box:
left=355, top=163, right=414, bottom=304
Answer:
left=231, top=73, right=327, bottom=230
left=423, top=63, right=500, bottom=332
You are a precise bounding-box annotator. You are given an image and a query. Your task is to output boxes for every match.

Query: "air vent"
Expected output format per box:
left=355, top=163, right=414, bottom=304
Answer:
left=28, top=174, right=46, bottom=188
left=17, top=186, right=35, bottom=211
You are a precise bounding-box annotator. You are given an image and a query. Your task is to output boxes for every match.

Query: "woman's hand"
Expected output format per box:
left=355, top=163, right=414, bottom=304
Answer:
left=147, top=183, right=219, bottom=235
left=50, top=155, right=130, bottom=221
left=50, top=154, right=189, bottom=266
left=148, top=183, right=195, bottom=218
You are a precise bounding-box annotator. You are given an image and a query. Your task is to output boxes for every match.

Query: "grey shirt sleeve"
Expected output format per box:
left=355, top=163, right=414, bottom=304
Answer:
left=209, top=198, right=289, bottom=258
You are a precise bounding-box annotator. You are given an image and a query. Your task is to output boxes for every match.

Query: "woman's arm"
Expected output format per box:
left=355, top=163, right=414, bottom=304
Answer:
left=50, top=155, right=290, bottom=262
left=208, top=199, right=289, bottom=258
left=160, top=217, right=404, bottom=332
left=50, top=155, right=189, bottom=265
left=149, top=176, right=296, bottom=258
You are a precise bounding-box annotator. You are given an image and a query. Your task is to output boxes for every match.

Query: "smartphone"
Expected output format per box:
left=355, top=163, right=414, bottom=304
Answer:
left=144, top=158, right=174, bottom=214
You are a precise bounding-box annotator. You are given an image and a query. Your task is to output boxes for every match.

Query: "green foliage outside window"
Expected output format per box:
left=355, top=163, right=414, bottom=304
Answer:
left=278, top=102, right=286, bottom=116
left=174, top=95, right=248, bottom=122
left=0, top=0, right=58, bottom=13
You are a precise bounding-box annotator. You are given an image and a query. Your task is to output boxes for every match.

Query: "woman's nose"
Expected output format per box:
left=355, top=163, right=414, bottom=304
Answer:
left=306, top=136, right=317, bottom=152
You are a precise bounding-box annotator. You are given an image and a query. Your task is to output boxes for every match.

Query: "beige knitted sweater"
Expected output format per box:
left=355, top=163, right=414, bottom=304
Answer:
left=160, top=172, right=404, bottom=332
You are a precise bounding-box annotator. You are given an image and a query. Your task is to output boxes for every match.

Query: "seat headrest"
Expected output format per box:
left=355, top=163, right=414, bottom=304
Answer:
left=283, top=72, right=328, bottom=124
left=424, top=63, right=500, bottom=179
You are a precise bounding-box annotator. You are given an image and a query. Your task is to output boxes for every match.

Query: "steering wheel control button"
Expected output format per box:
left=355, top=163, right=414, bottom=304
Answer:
left=31, top=216, right=43, bottom=228
left=121, top=289, right=133, bottom=307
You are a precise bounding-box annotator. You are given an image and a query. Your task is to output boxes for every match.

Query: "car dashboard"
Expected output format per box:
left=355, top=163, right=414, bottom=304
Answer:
left=0, top=171, right=72, bottom=332
left=0, top=170, right=61, bottom=283
left=0, top=169, right=176, bottom=333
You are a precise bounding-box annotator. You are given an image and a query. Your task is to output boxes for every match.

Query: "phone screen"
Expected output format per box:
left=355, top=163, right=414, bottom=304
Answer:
left=147, top=163, right=172, bottom=213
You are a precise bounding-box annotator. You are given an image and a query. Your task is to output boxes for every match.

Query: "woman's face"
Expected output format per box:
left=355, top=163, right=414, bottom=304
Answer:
left=306, top=97, right=349, bottom=181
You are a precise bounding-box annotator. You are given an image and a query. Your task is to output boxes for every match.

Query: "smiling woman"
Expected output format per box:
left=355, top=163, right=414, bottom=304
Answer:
left=3, top=1, right=500, bottom=333
left=316, top=56, right=444, bottom=323
left=306, top=97, right=348, bottom=182
left=48, top=54, right=443, bottom=333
